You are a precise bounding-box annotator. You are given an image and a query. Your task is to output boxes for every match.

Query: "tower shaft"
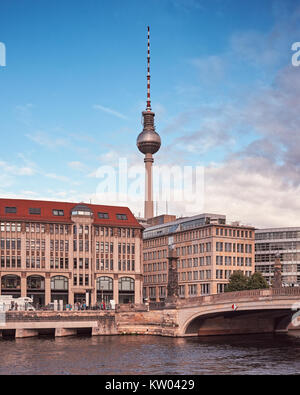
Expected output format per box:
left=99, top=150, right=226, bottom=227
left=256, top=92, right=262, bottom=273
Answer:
left=144, top=153, right=154, bottom=220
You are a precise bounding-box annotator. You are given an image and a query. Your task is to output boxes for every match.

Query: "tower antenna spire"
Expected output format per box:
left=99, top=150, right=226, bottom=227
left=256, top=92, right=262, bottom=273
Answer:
left=146, top=26, right=151, bottom=111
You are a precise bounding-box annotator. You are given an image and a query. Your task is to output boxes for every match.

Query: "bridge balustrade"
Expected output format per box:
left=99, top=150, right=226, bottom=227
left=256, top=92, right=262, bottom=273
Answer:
left=164, top=288, right=300, bottom=309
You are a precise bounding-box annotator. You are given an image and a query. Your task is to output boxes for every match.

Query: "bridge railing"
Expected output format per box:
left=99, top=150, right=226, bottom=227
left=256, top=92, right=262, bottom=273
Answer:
left=271, top=287, right=300, bottom=296
left=176, top=287, right=300, bottom=307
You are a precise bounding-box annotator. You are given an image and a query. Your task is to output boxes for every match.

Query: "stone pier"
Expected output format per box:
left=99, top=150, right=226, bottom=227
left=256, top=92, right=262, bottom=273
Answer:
left=15, top=329, right=39, bottom=338
left=55, top=328, right=78, bottom=337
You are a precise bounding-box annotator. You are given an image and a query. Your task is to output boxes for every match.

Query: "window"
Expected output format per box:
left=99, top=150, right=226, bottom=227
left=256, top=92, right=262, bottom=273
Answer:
left=217, top=284, right=226, bottom=293
left=98, top=212, right=109, bottom=219
left=27, top=276, right=45, bottom=290
left=116, top=214, right=128, bottom=220
left=97, top=276, right=113, bottom=291
left=179, top=285, right=185, bottom=297
left=52, top=209, right=64, bottom=216
left=118, top=277, right=134, bottom=291
left=5, top=207, right=17, bottom=214
left=189, top=284, right=197, bottom=296
left=29, top=208, right=41, bottom=215
left=51, top=276, right=68, bottom=291
left=1, top=275, right=20, bottom=289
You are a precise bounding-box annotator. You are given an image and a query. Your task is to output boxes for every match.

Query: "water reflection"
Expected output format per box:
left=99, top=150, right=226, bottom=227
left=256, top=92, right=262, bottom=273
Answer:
left=0, top=332, right=300, bottom=375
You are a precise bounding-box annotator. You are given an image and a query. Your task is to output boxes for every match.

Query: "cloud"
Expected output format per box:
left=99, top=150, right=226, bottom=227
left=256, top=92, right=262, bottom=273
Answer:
left=189, top=55, right=225, bottom=84
left=26, top=131, right=69, bottom=149
left=44, top=173, right=71, bottom=182
left=230, top=30, right=281, bottom=68
left=0, top=160, right=36, bottom=176
left=238, top=66, right=300, bottom=185
left=157, top=40, right=300, bottom=227
left=93, top=104, right=128, bottom=120
left=44, top=173, right=81, bottom=186
left=0, top=159, right=36, bottom=189
left=68, top=161, right=87, bottom=171
left=88, top=149, right=142, bottom=178
left=203, top=157, right=300, bottom=228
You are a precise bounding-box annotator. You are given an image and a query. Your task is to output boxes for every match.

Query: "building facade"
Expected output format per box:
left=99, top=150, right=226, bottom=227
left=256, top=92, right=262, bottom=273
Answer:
left=142, top=213, right=255, bottom=301
left=0, top=198, right=143, bottom=306
left=255, top=227, right=300, bottom=287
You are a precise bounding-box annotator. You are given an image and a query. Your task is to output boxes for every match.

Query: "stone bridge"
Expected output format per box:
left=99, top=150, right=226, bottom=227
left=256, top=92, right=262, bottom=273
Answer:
left=108, top=288, right=300, bottom=337
left=1, top=288, right=300, bottom=338
left=173, top=287, right=300, bottom=336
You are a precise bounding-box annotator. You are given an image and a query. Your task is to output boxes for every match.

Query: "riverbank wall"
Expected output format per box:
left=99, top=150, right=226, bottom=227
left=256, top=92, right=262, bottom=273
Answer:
left=0, top=307, right=179, bottom=338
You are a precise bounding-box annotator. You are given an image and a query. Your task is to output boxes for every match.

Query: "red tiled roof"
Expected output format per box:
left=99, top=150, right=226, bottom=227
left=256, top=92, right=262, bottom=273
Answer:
left=0, top=198, right=142, bottom=228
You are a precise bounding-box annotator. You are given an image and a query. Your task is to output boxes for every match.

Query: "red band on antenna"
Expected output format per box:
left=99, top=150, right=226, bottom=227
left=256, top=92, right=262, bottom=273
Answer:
left=146, top=26, right=151, bottom=111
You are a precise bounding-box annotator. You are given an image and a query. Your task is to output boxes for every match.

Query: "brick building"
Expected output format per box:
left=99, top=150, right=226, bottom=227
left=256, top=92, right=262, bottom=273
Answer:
left=0, top=198, right=143, bottom=306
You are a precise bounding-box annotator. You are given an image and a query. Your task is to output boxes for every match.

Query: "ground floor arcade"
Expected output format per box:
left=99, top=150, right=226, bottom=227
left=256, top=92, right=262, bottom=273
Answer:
left=0, top=272, right=143, bottom=307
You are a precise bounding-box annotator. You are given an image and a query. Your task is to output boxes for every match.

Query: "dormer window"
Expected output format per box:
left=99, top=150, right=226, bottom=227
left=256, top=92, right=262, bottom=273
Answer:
left=5, top=207, right=17, bottom=214
left=29, top=208, right=41, bottom=215
left=116, top=214, right=128, bottom=220
left=98, top=212, right=109, bottom=219
left=53, top=209, right=64, bottom=216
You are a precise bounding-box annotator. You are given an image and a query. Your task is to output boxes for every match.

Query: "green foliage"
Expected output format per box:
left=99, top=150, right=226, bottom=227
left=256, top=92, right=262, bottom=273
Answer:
left=225, top=271, right=269, bottom=292
left=225, top=271, right=248, bottom=292
left=247, top=271, right=269, bottom=290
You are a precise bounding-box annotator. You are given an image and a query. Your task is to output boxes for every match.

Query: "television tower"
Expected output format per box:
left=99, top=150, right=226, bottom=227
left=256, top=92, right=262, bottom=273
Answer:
left=136, top=26, right=161, bottom=220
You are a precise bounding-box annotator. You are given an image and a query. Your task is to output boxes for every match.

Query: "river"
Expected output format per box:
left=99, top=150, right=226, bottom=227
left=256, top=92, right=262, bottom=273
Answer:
left=1, top=331, right=300, bottom=375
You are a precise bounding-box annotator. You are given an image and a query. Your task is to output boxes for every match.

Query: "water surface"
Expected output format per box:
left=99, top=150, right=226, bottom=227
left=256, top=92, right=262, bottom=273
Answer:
left=1, top=331, right=300, bottom=375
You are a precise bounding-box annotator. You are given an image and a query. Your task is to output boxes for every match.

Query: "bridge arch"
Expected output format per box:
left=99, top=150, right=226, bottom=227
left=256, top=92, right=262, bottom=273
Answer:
left=177, top=289, right=300, bottom=336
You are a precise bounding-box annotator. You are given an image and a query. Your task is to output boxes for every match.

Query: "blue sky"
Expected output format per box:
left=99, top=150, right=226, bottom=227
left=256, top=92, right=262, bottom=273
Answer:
left=0, top=0, right=300, bottom=226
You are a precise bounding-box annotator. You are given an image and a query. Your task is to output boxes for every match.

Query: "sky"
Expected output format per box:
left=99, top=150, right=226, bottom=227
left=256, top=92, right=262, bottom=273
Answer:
left=0, top=0, right=300, bottom=228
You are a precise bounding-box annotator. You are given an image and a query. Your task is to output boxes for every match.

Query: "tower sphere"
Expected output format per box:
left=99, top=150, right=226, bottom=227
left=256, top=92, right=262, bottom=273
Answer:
left=137, top=129, right=161, bottom=155
left=137, top=110, right=161, bottom=155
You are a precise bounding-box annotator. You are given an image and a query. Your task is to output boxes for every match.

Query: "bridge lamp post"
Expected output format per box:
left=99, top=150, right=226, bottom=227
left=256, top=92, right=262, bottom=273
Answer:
left=166, top=237, right=179, bottom=304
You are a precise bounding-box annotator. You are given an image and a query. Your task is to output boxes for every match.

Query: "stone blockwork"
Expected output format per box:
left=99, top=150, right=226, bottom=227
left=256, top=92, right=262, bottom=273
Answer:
left=1, top=308, right=179, bottom=338
left=1, top=288, right=300, bottom=338
left=116, top=309, right=178, bottom=336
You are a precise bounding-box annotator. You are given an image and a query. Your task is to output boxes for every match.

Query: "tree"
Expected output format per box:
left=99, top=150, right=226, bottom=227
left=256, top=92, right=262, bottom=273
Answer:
left=225, top=271, right=248, bottom=292
left=225, top=271, right=269, bottom=292
left=247, top=271, right=269, bottom=290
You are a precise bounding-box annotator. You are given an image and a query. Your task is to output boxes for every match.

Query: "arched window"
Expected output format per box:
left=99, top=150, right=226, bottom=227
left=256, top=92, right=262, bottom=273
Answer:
left=1, top=275, right=20, bottom=289
left=97, top=276, right=113, bottom=291
left=118, top=277, right=135, bottom=291
left=27, top=275, right=45, bottom=290
left=51, top=276, right=68, bottom=291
